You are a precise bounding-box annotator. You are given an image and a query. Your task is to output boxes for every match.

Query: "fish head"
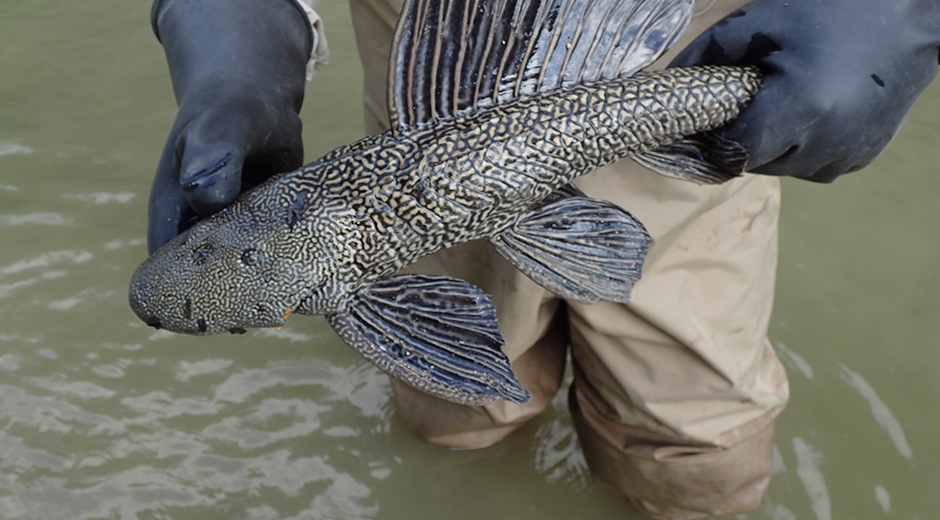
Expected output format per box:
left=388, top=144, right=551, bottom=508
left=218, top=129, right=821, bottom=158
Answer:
left=128, top=196, right=335, bottom=336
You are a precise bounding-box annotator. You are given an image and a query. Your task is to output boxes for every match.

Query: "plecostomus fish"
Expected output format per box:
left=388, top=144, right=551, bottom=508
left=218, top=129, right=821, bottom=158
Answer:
left=130, top=0, right=761, bottom=406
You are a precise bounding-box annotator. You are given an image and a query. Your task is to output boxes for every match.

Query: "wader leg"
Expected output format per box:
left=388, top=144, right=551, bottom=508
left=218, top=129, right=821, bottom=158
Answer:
left=567, top=168, right=788, bottom=518
left=350, top=1, right=785, bottom=516
left=569, top=342, right=783, bottom=518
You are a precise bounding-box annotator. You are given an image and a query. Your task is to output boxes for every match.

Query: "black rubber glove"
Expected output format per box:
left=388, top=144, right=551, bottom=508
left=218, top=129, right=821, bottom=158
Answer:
left=671, top=0, right=940, bottom=182
left=148, top=0, right=313, bottom=253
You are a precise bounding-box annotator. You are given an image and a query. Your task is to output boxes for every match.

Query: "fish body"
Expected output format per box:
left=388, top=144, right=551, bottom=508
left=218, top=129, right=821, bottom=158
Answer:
left=315, top=68, right=758, bottom=283
left=130, top=0, right=761, bottom=405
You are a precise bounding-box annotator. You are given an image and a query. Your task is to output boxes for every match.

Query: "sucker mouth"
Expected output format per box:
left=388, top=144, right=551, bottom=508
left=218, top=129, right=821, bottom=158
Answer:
left=144, top=316, right=163, bottom=330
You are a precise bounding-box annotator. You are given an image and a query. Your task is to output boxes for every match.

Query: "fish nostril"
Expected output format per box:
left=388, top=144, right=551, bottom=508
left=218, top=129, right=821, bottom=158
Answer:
left=145, top=317, right=163, bottom=330
left=183, top=298, right=194, bottom=320
left=196, top=317, right=208, bottom=334
left=228, top=327, right=247, bottom=335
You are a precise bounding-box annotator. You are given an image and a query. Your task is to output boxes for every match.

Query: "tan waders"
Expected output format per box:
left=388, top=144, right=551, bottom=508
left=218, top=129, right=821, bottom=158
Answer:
left=347, top=0, right=789, bottom=516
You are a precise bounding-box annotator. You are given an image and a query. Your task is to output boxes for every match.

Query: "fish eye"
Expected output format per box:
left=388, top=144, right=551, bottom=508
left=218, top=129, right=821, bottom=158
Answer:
left=241, top=248, right=261, bottom=267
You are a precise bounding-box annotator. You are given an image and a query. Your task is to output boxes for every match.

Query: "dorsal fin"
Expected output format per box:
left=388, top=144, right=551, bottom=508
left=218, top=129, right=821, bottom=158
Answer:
left=388, top=0, right=693, bottom=131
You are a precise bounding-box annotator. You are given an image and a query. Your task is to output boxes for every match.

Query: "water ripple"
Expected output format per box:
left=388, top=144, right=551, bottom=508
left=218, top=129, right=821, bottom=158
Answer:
left=761, top=501, right=798, bottom=520
left=532, top=391, right=589, bottom=488
left=874, top=484, right=891, bottom=513
left=62, top=191, right=136, bottom=205
left=0, top=213, right=69, bottom=227
left=774, top=340, right=814, bottom=380
left=175, top=358, right=234, bottom=382
left=120, top=391, right=225, bottom=421
left=792, top=437, right=831, bottom=520
left=212, top=364, right=335, bottom=404
left=839, top=364, right=913, bottom=459
left=0, top=350, right=389, bottom=519
left=0, top=383, right=126, bottom=437
left=0, top=141, right=34, bottom=156
left=202, top=398, right=329, bottom=450
left=0, top=250, right=93, bottom=278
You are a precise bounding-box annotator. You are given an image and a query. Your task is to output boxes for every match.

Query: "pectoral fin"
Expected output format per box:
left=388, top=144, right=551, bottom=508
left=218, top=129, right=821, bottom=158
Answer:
left=635, top=131, right=749, bottom=184
left=492, top=193, right=650, bottom=303
left=327, top=275, right=530, bottom=406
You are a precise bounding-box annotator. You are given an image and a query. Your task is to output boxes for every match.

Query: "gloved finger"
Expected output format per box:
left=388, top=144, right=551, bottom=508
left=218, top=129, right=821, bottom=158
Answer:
left=707, top=70, right=801, bottom=170
left=178, top=139, right=246, bottom=217
left=148, top=135, right=197, bottom=253
left=238, top=114, right=305, bottom=192
left=716, top=54, right=898, bottom=180
left=669, top=7, right=786, bottom=68
left=752, top=124, right=885, bottom=182
left=758, top=154, right=869, bottom=183
left=178, top=106, right=305, bottom=214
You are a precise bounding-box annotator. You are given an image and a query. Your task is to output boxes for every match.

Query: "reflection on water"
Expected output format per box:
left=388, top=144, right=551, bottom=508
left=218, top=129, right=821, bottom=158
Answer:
left=0, top=142, right=35, bottom=157
left=839, top=364, right=913, bottom=460
left=792, top=437, right=831, bottom=520
left=773, top=340, right=814, bottom=379
left=874, top=485, right=891, bottom=514
left=531, top=390, right=590, bottom=490
left=0, top=213, right=68, bottom=227
left=1, top=0, right=939, bottom=518
left=0, top=323, right=393, bottom=518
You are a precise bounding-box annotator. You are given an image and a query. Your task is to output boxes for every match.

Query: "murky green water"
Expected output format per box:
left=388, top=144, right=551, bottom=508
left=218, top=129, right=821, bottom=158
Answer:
left=1, top=1, right=938, bottom=519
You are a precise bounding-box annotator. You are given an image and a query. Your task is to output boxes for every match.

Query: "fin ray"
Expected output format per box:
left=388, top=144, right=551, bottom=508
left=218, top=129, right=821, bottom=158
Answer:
left=327, top=274, right=530, bottom=405
left=389, top=0, right=694, bottom=130
left=492, top=192, right=650, bottom=303
left=634, top=131, right=750, bottom=184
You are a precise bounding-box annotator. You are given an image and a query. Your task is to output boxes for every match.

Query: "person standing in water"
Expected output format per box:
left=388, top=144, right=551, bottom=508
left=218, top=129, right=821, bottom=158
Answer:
left=144, top=0, right=939, bottom=517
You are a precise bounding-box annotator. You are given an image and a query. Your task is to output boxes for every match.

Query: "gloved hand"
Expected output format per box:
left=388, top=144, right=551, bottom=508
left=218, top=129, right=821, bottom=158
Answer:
left=148, top=0, right=313, bottom=253
left=671, top=0, right=940, bottom=182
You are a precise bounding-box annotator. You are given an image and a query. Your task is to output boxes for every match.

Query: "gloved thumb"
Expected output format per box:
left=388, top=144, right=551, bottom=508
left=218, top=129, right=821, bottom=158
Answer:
left=148, top=135, right=196, bottom=253
left=178, top=140, right=246, bottom=217
left=176, top=107, right=252, bottom=217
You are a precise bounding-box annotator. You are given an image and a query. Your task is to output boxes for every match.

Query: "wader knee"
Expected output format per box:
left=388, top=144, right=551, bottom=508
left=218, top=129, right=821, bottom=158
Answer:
left=570, top=378, right=778, bottom=519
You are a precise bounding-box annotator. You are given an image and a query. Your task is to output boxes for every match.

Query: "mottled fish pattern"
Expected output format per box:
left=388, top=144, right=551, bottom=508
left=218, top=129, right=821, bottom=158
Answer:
left=130, top=0, right=761, bottom=405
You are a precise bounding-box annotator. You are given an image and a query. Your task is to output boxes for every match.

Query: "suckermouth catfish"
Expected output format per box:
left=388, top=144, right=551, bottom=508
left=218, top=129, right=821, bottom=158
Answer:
left=130, top=0, right=761, bottom=406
